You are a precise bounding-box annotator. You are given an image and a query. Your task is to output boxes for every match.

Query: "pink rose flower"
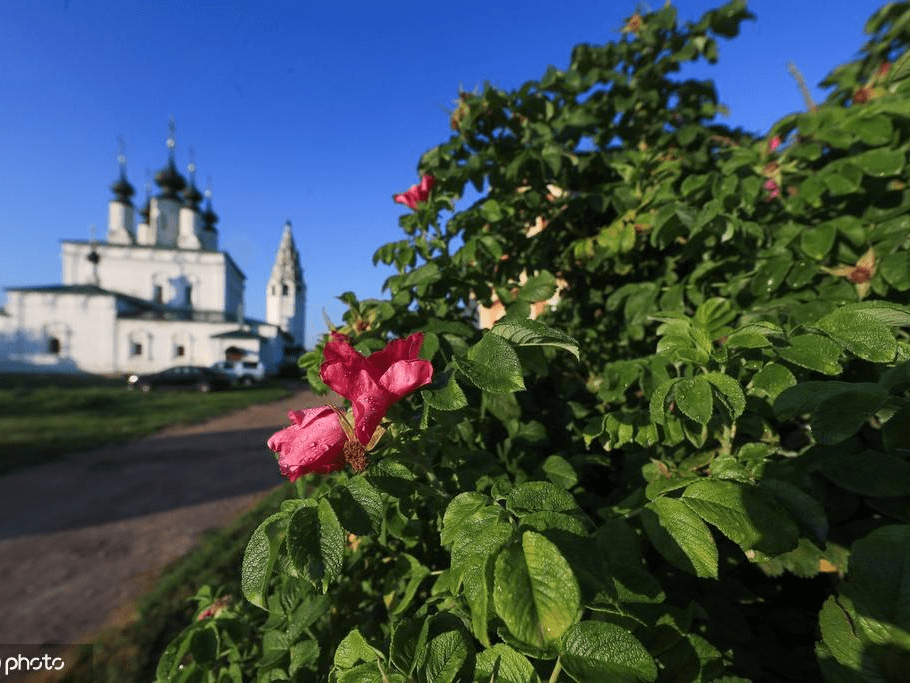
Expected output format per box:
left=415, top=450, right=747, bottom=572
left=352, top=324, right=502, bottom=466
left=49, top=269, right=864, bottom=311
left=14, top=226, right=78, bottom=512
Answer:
left=320, top=332, right=433, bottom=445
left=267, top=405, right=347, bottom=481
left=768, top=136, right=781, bottom=153
left=764, top=179, right=781, bottom=199
left=394, top=175, right=436, bottom=210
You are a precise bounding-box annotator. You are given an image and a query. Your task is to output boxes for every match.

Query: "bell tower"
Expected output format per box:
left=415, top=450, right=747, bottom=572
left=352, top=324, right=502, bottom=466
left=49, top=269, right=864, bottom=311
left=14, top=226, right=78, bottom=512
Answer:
left=266, top=221, right=306, bottom=348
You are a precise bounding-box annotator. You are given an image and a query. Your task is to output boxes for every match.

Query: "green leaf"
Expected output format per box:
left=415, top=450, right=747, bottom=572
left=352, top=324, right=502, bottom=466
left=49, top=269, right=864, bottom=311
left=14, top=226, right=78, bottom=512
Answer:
left=491, top=317, right=580, bottom=360
left=560, top=621, right=658, bottom=683
left=493, top=531, right=582, bottom=649
left=818, top=596, right=868, bottom=679
left=641, top=496, right=719, bottom=579
left=811, top=386, right=889, bottom=444
left=541, top=455, right=579, bottom=489
left=801, top=222, right=837, bottom=260
left=423, top=374, right=468, bottom=411
left=518, top=271, right=558, bottom=303
left=815, top=310, right=898, bottom=363
left=474, top=644, right=541, bottom=683
left=703, top=372, right=746, bottom=420
left=241, top=511, right=288, bottom=610
left=457, top=332, right=526, bottom=393
left=330, top=476, right=383, bottom=536
left=841, top=525, right=910, bottom=652
left=506, top=481, right=579, bottom=515
left=819, top=451, right=910, bottom=497
left=334, top=628, right=380, bottom=669
left=481, top=199, right=504, bottom=222
left=778, top=334, right=843, bottom=375
left=424, top=629, right=472, bottom=683
left=674, top=377, right=714, bottom=426
left=854, top=148, right=905, bottom=177
left=760, top=479, right=829, bottom=545
left=751, top=362, right=797, bottom=400
left=441, top=492, right=492, bottom=547
left=682, top=480, right=799, bottom=556
left=287, top=498, right=345, bottom=592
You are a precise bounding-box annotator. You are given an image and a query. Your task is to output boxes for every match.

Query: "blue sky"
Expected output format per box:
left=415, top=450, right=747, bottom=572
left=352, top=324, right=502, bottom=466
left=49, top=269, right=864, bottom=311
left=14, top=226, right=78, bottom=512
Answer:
left=0, top=0, right=884, bottom=349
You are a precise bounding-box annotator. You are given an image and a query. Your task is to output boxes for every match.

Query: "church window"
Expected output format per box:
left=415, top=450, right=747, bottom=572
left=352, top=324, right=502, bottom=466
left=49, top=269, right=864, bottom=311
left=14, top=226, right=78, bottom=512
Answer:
left=185, top=284, right=193, bottom=306
left=282, top=284, right=289, bottom=295
left=175, top=344, right=185, bottom=357
left=47, top=337, right=61, bottom=355
left=153, top=285, right=163, bottom=304
left=271, top=285, right=276, bottom=295
left=131, top=342, right=143, bottom=357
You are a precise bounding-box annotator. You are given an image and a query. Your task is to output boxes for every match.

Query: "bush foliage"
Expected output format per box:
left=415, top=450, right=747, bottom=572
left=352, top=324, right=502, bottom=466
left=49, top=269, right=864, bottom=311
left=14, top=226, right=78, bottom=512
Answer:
left=156, top=2, right=910, bottom=681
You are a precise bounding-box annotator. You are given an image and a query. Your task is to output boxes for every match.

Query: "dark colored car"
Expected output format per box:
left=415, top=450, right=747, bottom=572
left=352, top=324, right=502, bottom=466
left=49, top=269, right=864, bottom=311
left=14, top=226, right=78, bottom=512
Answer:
left=127, top=365, right=233, bottom=392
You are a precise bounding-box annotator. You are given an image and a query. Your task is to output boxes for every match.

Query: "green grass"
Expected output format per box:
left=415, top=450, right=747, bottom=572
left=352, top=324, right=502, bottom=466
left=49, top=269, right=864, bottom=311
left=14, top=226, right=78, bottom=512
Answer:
left=0, top=374, right=294, bottom=475
left=56, top=483, right=297, bottom=683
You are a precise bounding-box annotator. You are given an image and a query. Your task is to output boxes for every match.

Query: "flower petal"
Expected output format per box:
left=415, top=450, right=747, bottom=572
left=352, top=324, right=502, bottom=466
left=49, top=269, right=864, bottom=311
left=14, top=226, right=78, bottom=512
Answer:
left=367, top=332, right=425, bottom=374
left=267, top=406, right=346, bottom=480
left=379, top=359, right=434, bottom=398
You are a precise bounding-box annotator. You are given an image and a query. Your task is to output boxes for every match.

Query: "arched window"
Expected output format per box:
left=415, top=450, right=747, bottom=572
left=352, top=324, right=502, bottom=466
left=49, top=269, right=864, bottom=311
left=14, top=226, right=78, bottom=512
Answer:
left=47, top=337, right=61, bottom=354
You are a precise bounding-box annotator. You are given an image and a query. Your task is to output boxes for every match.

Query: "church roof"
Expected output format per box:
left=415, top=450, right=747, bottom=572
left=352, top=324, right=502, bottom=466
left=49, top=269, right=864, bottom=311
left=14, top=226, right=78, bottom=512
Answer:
left=210, top=329, right=266, bottom=340
left=269, top=221, right=304, bottom=289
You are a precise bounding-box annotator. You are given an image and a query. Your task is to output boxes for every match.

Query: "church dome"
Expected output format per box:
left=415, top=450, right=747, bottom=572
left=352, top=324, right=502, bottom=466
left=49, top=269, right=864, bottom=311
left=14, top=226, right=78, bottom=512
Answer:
left=202, top=195, right=219, bottom=231
left=110, top=170, right=135, bottom=205
left=155, top=157, right=187, bottom=200
left=183, top=179, right=202, bottom=208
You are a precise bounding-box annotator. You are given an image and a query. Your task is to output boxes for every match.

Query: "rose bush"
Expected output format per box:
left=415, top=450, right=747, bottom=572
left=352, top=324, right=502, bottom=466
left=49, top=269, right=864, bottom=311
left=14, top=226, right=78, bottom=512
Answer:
left=156, top=2, right=910, bottom=681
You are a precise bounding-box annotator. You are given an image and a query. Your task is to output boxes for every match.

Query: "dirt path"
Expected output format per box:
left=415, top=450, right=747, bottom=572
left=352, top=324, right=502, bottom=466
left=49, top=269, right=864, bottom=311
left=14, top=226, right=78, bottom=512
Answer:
left=0, top=384, right=332, bottom=646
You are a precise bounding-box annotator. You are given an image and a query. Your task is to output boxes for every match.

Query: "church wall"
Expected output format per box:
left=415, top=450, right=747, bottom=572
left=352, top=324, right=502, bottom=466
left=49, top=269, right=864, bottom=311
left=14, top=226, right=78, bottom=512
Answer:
left=0, top=292, right=118, bottom=373
left=62, top=242, right=235, bottom=313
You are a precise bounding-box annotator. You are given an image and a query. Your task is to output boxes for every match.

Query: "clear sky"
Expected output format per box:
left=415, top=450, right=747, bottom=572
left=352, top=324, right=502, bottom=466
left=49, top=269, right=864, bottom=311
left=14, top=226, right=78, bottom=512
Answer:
left=0, top=0, right=884, bottom=349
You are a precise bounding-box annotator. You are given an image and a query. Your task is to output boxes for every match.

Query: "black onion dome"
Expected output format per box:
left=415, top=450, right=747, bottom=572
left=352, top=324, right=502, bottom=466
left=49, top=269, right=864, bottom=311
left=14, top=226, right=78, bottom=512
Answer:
left=183, top=180, right=202, bottom=209
left=202, top=198, right=219, bottom=230
left=110, top=170, right=135, bottom=205
left=139, top=198, right=151, bottom=222
left=154, top=157, right=187, bottom=199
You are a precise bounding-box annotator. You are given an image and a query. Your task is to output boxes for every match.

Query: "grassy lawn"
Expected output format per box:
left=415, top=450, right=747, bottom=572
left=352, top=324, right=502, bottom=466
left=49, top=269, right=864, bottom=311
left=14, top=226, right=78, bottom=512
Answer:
left=0, top=373, right=294, bottom=475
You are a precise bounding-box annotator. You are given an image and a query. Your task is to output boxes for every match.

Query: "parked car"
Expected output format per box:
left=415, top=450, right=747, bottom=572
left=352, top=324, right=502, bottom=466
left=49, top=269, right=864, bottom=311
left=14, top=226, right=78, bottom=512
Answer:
left=127, top=366, right=233, bottom=392
left=210, top=360, right=266, bottom=386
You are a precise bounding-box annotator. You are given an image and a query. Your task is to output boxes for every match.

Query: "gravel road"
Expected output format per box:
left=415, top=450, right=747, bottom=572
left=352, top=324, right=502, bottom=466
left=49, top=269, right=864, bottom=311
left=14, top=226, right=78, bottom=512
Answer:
left=0, top=384, right=331, bottom=646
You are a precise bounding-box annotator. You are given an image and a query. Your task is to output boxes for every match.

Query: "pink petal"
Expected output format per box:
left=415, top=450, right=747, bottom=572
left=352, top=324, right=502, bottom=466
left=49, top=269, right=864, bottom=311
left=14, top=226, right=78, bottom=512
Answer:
left=379, top=359, right=434, bottom=399
left=267, top=406, right=346, bottom=480
left=394, top=192, right=418, bottom=210
left=367, top=332, right=425, bottom=374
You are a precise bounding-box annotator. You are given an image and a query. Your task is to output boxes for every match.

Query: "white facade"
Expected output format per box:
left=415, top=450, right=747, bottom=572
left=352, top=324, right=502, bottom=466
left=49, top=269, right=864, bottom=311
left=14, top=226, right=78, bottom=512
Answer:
left=0, top=141, right=305, bottom=376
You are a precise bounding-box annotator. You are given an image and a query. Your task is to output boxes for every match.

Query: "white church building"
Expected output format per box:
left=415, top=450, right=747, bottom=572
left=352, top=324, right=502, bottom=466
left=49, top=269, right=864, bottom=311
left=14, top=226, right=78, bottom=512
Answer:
left=0, top=135, right=306, bottom=376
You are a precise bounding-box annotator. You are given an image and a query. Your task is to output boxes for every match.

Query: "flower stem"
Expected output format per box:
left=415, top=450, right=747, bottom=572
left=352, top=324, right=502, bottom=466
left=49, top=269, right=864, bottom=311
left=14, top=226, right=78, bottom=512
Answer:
left=548, top=657, right=563, bottom=683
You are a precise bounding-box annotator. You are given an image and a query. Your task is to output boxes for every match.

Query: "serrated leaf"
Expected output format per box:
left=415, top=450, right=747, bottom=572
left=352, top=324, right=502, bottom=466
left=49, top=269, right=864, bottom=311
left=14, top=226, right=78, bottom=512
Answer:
left=541, top=455, right=579, bottom=489
left=703, top=372, right=746, bottom=419
left=560, top=621, right=658, bottom=683
left=815, top=310, right=897, bottom=363
left=778, top=334, right=843, bottom=375
left=457, top=333, right=526, bottom=393
left=474, top=644, right=541, bottom=683
left=423, top=374, right=468, bottom=411
left=682, top=480, right=799, bottom=556
left=493, top=531, right=581, bottom=649
left=334, top=628, right=380, bottom=669
left=330, top=476, right=383, bottom=536
left=491, top=317, right=580, bottom=360
left=751, top=362, right=796, bottom=400
left=424, top=629, right=472, bottom=683
left=841, top=525, right=910, bottom=652
left=241, top=511, right=288, bottom=610
left=641, top=496, right=718, bottom=578
left=506, top=481, right=579, bottom=515
left=287, top=498, right=345, bottom=592
left=674, top=377, right=714, bottom=425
